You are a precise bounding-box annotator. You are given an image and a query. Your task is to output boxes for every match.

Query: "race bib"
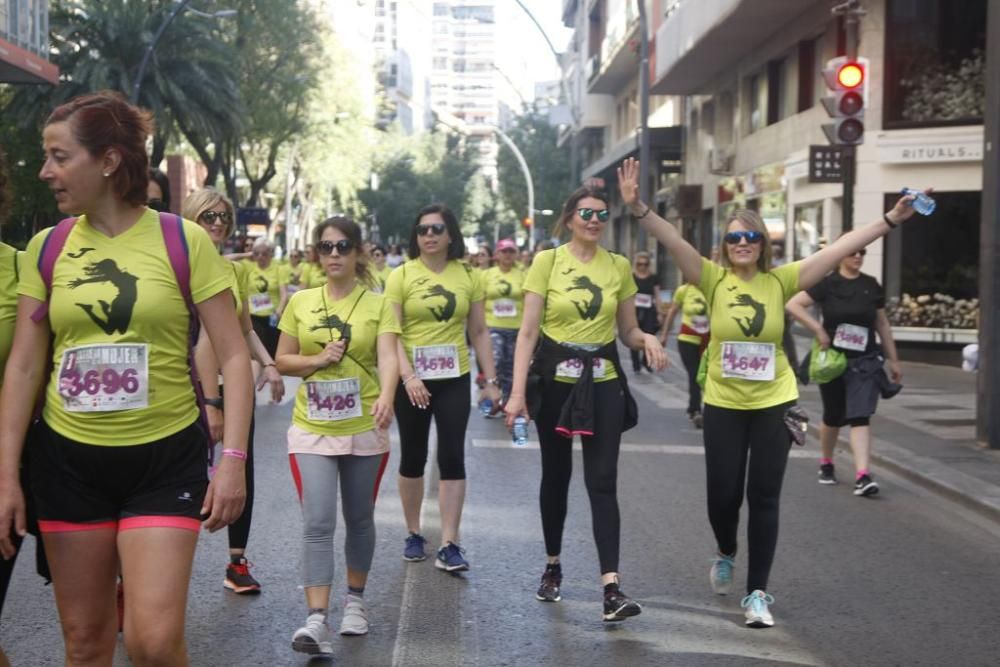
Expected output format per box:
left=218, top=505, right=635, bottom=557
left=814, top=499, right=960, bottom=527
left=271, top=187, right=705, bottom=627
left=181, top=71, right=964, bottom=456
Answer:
left=249, top=293, right=273, bottom=314
left=833, top=323, right=869, bottom=352
left=57, top=344, right=149, bottom=412
left=286, top=284, right=301, bottom=296
left=721, top=342, right=775, bottom=381
left=306, top=377, right=362, bottom=421
left=555, top=357, right=607, bottom=380
left=635, top=293, right=653, bottom=309
left=413, top=344, right=460, bottom=380
left=691, top=315, right=710, bottom=334
left=492, top=299, right=517, bottom=318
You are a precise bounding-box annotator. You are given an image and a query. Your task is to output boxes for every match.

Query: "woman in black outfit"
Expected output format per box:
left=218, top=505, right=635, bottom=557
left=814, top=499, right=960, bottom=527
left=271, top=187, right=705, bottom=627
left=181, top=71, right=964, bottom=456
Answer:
left=631, top=252, right=661, bottom=373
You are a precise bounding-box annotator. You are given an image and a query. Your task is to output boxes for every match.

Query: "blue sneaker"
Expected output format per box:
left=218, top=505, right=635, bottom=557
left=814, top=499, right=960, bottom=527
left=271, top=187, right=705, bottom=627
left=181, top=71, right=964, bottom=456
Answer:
left=709, top=554, right=734, bottom=595
left=403, top=533, right=427, bottom=562
left=434, top=542, right=470, bottom=572
left=741, top=590, right=775, bottom=628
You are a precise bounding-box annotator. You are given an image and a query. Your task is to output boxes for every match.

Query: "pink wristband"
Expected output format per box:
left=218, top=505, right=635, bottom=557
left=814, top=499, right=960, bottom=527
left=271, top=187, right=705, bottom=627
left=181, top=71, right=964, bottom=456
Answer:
left=221, top=448, right=247, bottom=461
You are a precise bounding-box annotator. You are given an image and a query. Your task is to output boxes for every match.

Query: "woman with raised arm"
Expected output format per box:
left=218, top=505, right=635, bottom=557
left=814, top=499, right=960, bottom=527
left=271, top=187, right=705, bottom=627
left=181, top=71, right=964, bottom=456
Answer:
left=504, top=185, right=666, bottom=622
left=618, top=157, right=925, bottom=628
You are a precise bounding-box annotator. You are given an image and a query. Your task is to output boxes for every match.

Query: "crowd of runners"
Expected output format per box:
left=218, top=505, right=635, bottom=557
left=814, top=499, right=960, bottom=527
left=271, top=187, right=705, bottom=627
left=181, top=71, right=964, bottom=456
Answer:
left=0, top=92, right=926, bottom=664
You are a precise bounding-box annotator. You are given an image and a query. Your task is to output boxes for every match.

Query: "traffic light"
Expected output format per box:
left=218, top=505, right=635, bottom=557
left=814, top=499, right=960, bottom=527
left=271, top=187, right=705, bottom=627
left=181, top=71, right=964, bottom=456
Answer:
left=522, top=217, right=533, bottom=229
left=821, top=56, right=867, bottom=145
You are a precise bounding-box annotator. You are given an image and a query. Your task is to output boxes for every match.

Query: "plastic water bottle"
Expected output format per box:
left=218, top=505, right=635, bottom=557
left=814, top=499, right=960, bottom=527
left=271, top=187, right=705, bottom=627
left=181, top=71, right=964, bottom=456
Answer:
left=479, top=398, right=493, bottom=416
left=901, top=188, right=936, bottom=216
left=512, top=416, right=528, bottom=447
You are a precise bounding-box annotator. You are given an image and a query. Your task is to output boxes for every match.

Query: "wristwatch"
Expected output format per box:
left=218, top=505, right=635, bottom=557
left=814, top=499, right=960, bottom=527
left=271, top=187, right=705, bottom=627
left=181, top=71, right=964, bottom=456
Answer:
left=485, top=377, right=500, bottom=386
left=204, top=397, right=224, bottom=409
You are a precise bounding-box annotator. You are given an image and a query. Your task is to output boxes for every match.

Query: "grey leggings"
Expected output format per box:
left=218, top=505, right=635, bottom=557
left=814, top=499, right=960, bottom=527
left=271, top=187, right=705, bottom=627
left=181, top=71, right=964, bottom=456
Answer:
left=290, top=452, right=388, bottom=588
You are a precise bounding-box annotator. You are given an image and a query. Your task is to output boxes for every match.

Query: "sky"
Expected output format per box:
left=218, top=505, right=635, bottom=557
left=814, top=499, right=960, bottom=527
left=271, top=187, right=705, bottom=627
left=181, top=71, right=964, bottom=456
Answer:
left=496, top=0, right=575, bottom=104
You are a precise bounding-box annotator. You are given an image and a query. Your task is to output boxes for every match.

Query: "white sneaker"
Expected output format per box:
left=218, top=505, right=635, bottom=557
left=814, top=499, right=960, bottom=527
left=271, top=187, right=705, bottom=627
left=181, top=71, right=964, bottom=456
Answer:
left=339, top=594, right=369, bottom=636
left=292, top=613, right=334, bottom=655
left=741, top=590, right=775, bottom=628
left=709, top=555, right=734, bottom=595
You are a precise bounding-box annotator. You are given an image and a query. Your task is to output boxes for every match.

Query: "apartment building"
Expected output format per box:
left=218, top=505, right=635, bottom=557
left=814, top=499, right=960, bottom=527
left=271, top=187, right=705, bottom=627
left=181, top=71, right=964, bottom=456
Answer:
left=654, top=0, right=984, bottom=343
left=0, top=0, right=58, bottom=85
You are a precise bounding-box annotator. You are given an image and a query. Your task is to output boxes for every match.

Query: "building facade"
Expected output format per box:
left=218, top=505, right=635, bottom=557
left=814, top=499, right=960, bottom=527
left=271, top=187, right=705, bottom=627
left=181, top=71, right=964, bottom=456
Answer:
left=653, top=0, right=984, bottom=343
left=0, top=0, right=58, bottom=85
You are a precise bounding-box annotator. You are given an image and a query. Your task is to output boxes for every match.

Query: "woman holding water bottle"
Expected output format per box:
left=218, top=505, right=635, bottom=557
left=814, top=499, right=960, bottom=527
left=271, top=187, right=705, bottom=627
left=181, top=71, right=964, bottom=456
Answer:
left=620, top=155, right=931, bottom=628
left=275, top=215, right=398, bottom=655
left=504, top=185, right=666, bottom=622
left=481, top=238, right=525, bottom=415
left=385, top=204, right=500, bottom=572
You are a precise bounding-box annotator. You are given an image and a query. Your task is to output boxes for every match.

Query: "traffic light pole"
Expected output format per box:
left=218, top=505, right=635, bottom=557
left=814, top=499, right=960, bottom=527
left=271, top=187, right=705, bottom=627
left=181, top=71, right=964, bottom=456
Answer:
left=841, top=144, right=855, bottom=232
left=976, top=0, right=1000, bottom=449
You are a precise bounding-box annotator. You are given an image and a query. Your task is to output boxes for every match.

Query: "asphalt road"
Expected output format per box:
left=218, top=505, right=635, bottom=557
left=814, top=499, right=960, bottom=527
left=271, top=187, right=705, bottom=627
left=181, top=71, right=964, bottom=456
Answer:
left=3, top=366, right=1000, bottom=666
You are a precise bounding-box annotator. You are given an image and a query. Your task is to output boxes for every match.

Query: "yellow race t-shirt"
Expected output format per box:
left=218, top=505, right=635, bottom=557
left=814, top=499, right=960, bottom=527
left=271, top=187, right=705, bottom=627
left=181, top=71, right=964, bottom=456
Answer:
left=246, top=260, right=289, bottom=316
left=523, top=246, right=637, bottom=383
left=0, top=243, right=21, bottom=384
left=384, top=258, right=483, bottom=378
left=482, top=265, right=525, bottom=330
left=673, top=283, right=710, bottom=345
left=373, top=265, right=393, bottom=292
left=18, top=210, right=232, bottom=445
left=286, top=262, right=308, bottom=295
left=279, top=284, right=400, bottom=435
left=699, top=258, right=800, bottom=410
left=306, top=263, right=327, bottom=289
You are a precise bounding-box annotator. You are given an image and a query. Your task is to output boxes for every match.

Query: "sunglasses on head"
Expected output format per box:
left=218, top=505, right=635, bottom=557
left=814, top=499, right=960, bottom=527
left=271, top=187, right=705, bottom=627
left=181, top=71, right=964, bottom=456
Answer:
left=199, top=210, right=233, bottom=225
left=577, top=207, right=610, bottom=223
left=317, top=239, right=355, bottom=256
left=724, top=230, right=764, bottom=245
left=851, top=249, right=867, bottom=257
left=416, top=223, right=447, bottom=237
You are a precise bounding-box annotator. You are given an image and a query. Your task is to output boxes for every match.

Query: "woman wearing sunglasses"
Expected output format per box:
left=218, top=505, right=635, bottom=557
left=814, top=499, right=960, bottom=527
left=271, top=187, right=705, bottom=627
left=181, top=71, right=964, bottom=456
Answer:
left=631, top=251, right=661, bottom=373
left=505, top=186, right=666, bottom=622
left=619, top=157, right=928, bottom=628
left=275, top=216, right=398, bottom=656
left=385, top=204, right=501, bottom=572
left=247, top=238, right=290, bottom=360
left=370, top=244, right=392, bottom=292
left=785, top=246, right=901, bottom=495
left=183, top=189, right=285, bottom=594
left=481, top=238, right=525, bottom=414
left=660, top=281, right=710, bottom=428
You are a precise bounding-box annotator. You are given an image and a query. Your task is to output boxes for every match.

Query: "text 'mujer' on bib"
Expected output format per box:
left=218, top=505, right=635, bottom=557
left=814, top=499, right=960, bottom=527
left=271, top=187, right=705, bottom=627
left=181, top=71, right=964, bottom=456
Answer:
left=306, top=377, right=362, bottom=421
left=58, top=343, right=150, bottom=412
left=634, top=293, right=653, bottom=309
left=413, top=344, right=460, bottom=380
left=833, top=323, right=869, bottom=352
left=492, top=299, right=517, bottom=318
left=721, top=341, right=776, bottom=382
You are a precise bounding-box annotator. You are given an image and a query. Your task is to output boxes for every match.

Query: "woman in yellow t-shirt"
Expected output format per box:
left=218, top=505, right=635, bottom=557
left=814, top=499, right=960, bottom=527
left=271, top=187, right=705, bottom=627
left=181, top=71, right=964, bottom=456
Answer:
left=183, top=188, right=285, bottom=595
left=286, top=247, right=307, bottom=296
left=504, top=186, right=666, bottom=622
left=276, top=216, right=399, bottom=654
left=661, top=282, right=710, bottom=427
left=0, top=92, right=253, bottom=665
left=246, top=238, right=289, bottom=358
left=620, top=157, right=929, bottom=628
left=369, top=244, right=393, bottom=292
left=385, top=204, right=500, bottom=572
left=481, top=238, right=524, bottom=413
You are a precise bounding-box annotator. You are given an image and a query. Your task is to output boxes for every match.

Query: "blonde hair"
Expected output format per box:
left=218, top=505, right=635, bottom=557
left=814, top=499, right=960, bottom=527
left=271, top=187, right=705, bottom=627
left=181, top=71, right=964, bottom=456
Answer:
left=181, top=188, right=235, bottom=240
left=721, top=209, right=773, bottom=273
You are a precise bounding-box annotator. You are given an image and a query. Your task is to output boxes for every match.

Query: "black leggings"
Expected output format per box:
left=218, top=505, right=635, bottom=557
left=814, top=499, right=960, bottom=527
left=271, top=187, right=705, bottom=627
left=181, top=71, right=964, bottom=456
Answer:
left=395, top=374, right=471, bottom=480
left=536, top=378, right=625, bottom=574
left=678, top=340, right=703, bottom=416
left=703, top=402, right=792, bottom=593
left=227, top=414, right=255, bottom=551
left=250, top=315, right=279, bottom=357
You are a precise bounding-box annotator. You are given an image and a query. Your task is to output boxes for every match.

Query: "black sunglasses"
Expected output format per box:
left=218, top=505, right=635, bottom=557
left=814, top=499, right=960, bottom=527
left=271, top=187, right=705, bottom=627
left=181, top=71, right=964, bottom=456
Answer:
left=317, top=239, right=356, bottom=256
left=416, top=223, right=447, bottom=236
left=577, top=207, right=610, bottom=223
left=724, top=230, right=764, bottom=245
left=199, top=210, right=233, bottom=225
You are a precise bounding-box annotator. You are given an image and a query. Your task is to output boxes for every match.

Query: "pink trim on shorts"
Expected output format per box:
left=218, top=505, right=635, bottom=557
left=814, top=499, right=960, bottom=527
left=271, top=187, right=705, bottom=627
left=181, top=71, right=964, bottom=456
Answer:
left=119, top=516, right=201, bottom=532
left=554, top=426, right=593, bottom=438
left=38, top=520, right=118, bottom=533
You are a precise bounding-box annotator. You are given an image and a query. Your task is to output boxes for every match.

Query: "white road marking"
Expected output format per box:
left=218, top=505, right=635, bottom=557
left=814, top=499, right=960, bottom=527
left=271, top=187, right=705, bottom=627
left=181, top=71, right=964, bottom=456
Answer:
left=473, top=439, right=814, bottom=458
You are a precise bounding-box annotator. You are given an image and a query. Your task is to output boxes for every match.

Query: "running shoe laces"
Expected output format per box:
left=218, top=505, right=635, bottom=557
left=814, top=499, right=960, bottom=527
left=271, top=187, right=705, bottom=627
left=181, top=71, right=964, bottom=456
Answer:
left=536, top=566, right=562, bottom=602
left=741, top=590, right=775, bottom=628
left=435, top=542, right=470, bottom=572
left=339, top=594, right=369, bottom=636
left=602, top=585, right=642, bottom=622
left=709, top=555, right=734, bottom=595
left=403, top=533, right=428, bottom=562
left=224, top=558, right=261, bottom=594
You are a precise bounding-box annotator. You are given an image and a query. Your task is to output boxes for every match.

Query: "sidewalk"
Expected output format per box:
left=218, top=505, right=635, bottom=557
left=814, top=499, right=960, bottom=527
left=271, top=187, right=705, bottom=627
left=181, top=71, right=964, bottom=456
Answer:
left=653, top=334, right=1000, bottom=523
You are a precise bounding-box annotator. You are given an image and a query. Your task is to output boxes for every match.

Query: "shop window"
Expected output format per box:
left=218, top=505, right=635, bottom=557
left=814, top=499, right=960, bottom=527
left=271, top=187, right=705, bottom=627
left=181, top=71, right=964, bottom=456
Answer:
left=793, top=202, right=823, bottom=260
left=746, top=73, right=767, bottom=134
left=884, top=0, right=986, bottom=128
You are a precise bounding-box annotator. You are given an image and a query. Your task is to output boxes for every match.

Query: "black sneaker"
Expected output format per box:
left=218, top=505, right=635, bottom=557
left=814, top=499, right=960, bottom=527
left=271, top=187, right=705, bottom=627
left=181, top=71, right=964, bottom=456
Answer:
left=854, top=474, right=880, bottom=497
left=818, top=463, right=838, bottom=485
left=602, top=586, right=642, bottom=622
left=536, top=566, right=562, bottom=602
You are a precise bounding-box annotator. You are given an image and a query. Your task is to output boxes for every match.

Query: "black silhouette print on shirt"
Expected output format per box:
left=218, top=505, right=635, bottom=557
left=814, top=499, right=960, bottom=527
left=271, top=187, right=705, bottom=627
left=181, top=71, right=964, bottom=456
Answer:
left=567, top=276, right=603, bottom=320
left=310, top=312, right=352, bottom=340
left=497, top=278, right=512, bottom=298
left=692, top=294, right=708, bottom=316
left=254, top=274, right=269, bottom=295
left=728, top=293, right=766, bottom=337
left=423, top=284, right=457, bottom=322
left=68, top=259, right=139, bottom=334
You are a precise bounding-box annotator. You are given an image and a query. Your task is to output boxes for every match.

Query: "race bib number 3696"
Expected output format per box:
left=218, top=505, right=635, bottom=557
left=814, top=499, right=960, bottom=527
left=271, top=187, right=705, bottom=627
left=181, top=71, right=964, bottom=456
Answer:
left=58, top=344, right=149, bottom=412
left=720, top=342, right=776, bottom=382
left=413, top=344, right=461, bottom=380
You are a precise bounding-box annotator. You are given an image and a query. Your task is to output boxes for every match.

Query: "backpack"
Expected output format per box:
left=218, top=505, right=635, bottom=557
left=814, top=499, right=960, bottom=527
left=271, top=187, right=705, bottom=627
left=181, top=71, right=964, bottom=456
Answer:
left=30, top=213, right=210, bottom=443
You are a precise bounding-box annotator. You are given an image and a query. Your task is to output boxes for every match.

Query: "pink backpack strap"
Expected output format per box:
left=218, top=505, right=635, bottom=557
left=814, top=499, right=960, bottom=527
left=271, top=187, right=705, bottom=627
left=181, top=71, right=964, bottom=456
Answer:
left=30, top=217, right=77, bottom=323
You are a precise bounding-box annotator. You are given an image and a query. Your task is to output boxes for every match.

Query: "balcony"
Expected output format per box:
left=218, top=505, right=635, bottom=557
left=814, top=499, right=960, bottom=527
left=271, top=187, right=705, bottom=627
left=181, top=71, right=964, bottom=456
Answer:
left=0, top=0, right=59, bottom=84
left=652, top=0, right=817, bottom=95
left=587, top=10, right=639, bottom=95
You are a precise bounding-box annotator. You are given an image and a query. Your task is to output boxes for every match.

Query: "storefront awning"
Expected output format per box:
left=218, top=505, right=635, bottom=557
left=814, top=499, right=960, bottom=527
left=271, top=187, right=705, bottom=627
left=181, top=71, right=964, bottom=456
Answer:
left=0, top=37, right=58, bottom=85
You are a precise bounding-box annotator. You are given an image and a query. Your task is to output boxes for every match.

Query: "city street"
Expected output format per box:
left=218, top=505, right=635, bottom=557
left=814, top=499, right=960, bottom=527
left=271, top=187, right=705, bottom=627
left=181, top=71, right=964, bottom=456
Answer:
left=4, top=359, right=999, bottom=666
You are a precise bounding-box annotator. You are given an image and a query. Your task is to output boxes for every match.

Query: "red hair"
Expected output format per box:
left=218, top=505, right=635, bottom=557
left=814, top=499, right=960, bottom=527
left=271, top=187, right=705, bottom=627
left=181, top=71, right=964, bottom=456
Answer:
left=46, top=91, right=154, bottom=207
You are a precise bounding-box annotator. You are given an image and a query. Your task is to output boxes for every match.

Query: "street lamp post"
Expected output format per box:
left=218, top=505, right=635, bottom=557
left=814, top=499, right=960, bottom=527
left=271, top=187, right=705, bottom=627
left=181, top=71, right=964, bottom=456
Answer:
left=492, top=126, right=534, bottom=244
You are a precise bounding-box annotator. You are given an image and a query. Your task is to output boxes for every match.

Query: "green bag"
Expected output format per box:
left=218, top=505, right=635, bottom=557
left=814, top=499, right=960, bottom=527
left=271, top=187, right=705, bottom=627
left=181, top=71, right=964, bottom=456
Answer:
left=808, top=340, right=847, bottom=384
left=696, top=349, right=708, bottom=388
